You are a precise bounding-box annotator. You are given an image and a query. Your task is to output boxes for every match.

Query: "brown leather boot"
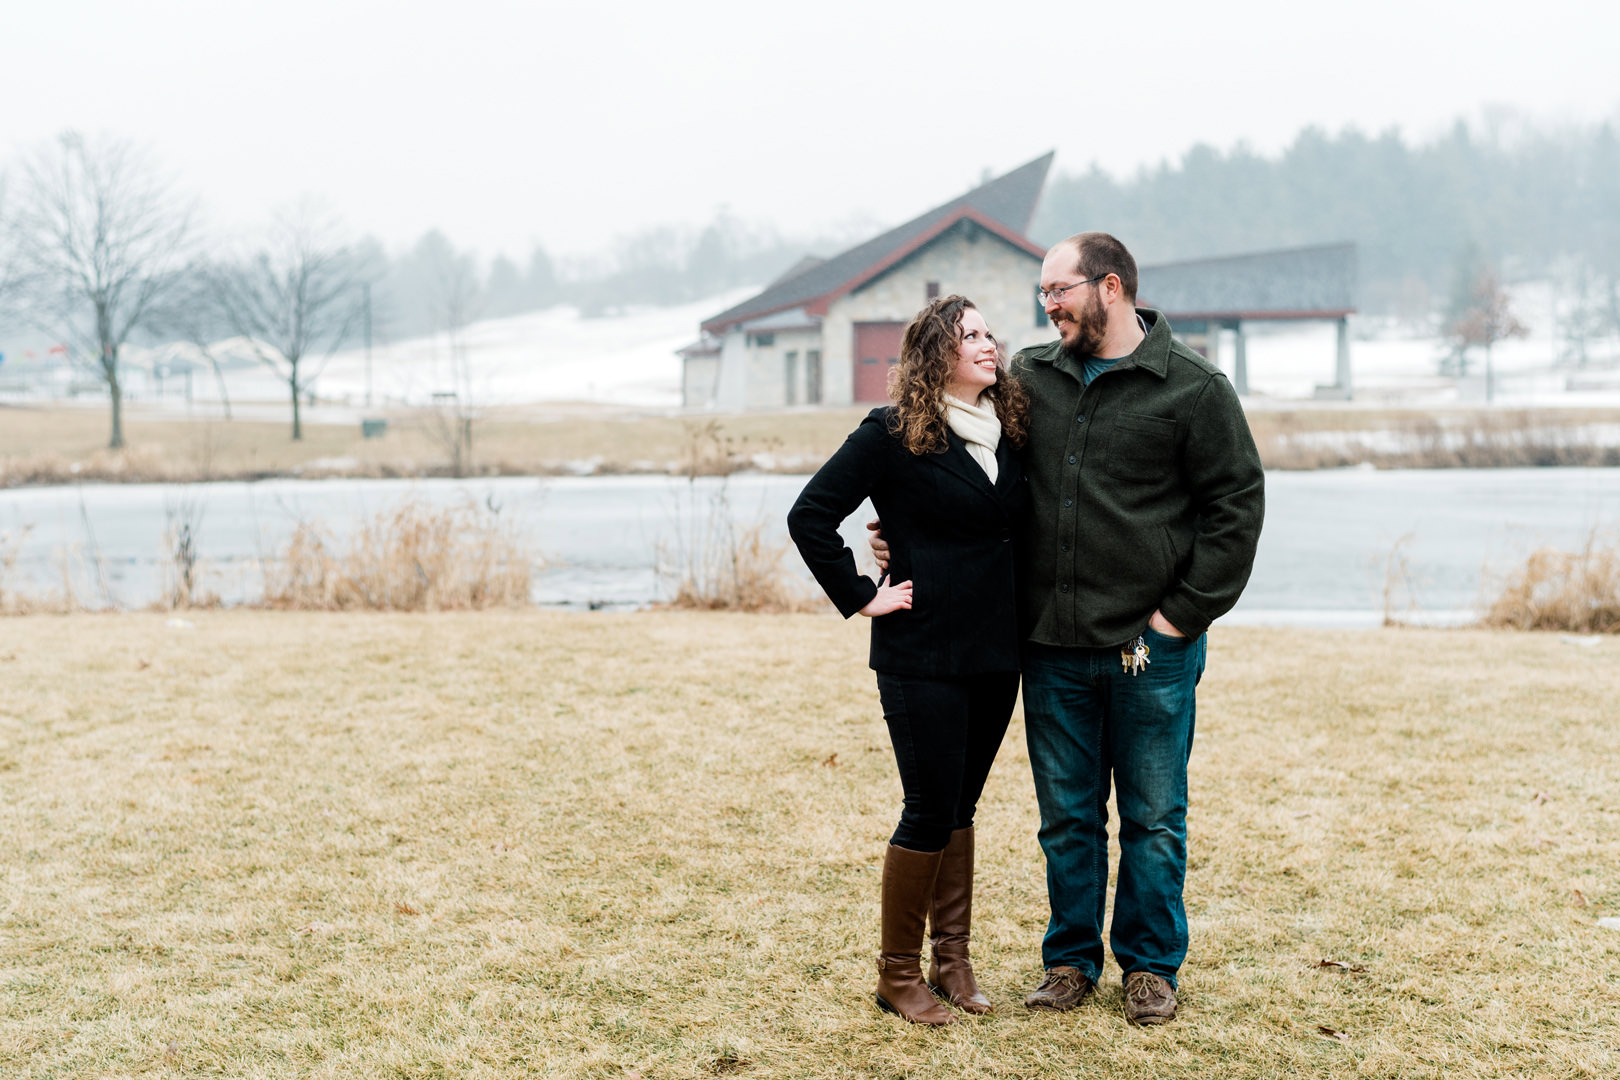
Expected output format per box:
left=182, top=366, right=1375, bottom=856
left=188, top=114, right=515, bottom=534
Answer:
left=875, top=844, right=957, bottom=1025
left=925, top=827, right=992, bottom=1014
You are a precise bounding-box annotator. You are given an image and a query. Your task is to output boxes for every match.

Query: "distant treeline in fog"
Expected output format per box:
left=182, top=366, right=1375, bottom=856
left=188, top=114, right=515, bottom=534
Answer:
left=1031, top=117, right=1620, bottom=315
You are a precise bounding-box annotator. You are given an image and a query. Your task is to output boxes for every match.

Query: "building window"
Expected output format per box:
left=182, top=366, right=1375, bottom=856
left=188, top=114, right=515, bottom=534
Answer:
left=806, top=350, right=822, bottom=404
left=784, top=351, right=798, bottom=406
left=748, top=331, right=776, bottom=347
left=926, top=281, right=940, bottom=300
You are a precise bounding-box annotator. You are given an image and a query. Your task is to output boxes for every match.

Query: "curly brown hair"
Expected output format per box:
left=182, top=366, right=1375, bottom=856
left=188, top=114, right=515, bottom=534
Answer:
left=887, top=294, right=1030, bottom=455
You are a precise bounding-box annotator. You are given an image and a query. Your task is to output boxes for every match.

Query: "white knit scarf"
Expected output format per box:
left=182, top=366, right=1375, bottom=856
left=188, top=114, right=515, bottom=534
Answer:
left=944, top=394, right=1001, bottom=483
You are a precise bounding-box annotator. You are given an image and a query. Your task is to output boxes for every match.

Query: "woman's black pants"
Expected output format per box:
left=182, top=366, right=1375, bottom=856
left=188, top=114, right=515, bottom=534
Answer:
left=875, top=670, right=1020, bottom=853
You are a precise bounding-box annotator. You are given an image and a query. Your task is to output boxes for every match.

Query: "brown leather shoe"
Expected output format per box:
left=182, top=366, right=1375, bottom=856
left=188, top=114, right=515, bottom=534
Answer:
left=1123, top=971, right=1177, bottom=1025
left=1024, top=966, right=1094, bottom=1011
left=925, top=827, right=992, bottom=1014
left=874, top=844, right=957, bottom=1026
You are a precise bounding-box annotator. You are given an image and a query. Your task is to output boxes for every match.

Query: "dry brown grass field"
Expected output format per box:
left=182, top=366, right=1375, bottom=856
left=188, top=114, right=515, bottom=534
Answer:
left=5, top=403, right=1620, bottom=484
left=0, top=404, right=870, bottom=484
left=1, top=612, right=1617, bottom=1079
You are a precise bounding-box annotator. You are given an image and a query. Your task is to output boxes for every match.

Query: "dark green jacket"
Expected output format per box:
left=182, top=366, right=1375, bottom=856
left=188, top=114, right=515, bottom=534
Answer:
left=1010, top=308, right=1264, bottom=646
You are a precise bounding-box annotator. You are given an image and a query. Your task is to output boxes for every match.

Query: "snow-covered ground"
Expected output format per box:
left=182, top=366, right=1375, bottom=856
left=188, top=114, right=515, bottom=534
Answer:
left=5, top=280, right=1619, bottom=418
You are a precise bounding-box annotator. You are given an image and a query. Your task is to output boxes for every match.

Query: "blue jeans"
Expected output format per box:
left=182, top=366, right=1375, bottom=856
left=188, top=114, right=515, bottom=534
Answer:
left=1022, top=627, right=1205, bottom=987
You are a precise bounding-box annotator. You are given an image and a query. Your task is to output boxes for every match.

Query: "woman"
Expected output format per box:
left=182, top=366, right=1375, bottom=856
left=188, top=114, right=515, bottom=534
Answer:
left=787, top=295, right=1029, bottom=1026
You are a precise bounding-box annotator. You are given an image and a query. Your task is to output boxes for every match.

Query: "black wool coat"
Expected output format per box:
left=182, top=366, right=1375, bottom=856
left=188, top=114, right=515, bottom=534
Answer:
left=786, top=406, right=1028, bottom=677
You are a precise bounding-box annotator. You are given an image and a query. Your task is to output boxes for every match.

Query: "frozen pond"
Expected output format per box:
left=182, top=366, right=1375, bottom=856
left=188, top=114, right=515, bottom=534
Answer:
left=2, top=468, right=1618, bottom=626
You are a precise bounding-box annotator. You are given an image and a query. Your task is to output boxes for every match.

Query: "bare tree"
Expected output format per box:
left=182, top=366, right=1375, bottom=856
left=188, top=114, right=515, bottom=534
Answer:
left=1559, top=260, right=1609, bottom=370
left=415, top=234, right=482, bottom=475
left=0, top=173, right=19, bottom=305
left=205, top=203, right=363, bottom=440
left=156, top=264, right=237, bottom=420
left=12, top=132, right=193, bottom=449
left=1450, top=267, right=1528, bottom=402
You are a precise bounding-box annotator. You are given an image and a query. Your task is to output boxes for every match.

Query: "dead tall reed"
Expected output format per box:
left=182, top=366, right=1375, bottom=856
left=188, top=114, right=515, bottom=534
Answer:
left=0, top=525, right=39, bottom=615
left=667, top=518, right=818, bottom=613
left=1481, top=530, right=1620, bottom=632
left=262, top=500, right=534, bottom=611
left=160, top=496, right=219, bottom=609
left=660, top=420, right=820, bottom=613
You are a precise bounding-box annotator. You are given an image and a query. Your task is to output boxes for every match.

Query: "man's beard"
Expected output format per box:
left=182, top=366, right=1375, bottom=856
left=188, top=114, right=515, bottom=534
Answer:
left=1056, top=292, right=1109, bottom=361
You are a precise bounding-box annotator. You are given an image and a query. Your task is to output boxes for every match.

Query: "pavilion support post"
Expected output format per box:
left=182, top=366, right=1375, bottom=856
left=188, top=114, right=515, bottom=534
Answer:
left=1232, top=320, right=1249, bottom=396
left=1335, top=316, right=1352, bottom=400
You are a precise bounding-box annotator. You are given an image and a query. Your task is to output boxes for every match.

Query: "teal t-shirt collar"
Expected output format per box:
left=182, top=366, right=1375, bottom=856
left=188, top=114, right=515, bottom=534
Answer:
left=1081, top=313, right=1152, bottom=386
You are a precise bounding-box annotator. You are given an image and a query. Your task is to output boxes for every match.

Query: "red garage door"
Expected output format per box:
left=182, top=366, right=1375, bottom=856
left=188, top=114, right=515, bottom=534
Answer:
left=853, top=321, right=905, bottom=403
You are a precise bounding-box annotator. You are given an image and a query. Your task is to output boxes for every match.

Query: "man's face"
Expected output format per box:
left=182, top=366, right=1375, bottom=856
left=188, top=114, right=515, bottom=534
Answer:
left=1041, top=245, right=1108, bottom=358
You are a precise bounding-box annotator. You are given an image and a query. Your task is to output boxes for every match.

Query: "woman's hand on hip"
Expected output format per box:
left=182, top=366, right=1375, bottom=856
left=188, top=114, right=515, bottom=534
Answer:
left=860, top=575, right=912, bottom=617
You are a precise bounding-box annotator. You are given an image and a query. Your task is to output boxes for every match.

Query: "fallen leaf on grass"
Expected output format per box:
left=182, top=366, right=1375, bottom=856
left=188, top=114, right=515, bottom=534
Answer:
left=1534, top=836, right=1560, bottom=848
left=1316, top=1026, right=1351, bottom=1042
left=293, top=921, right=334, bottom=936
left=1315, top=959, right=1367, bottom=972
left=1530, top=791, right=1550, bottom=805
left=1573, top=889, right=1588, bottom=907
left=820, top=753, right=838, bottom=768
left=395, top=902, right=421, bottom=916
left=136, top=659, right=151, bottom=671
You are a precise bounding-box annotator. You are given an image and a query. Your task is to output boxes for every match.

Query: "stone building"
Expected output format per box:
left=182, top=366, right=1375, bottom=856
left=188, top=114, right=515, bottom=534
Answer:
left=680, top=154, right=1053, bottom=409
left=679, top=154, right=1363, bottom=408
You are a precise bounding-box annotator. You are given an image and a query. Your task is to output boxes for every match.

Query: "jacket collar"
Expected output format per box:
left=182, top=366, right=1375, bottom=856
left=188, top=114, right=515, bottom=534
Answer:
left=1033, top=307, right=1173, bottom=381
left=927, top=428, right=1016, bottom=505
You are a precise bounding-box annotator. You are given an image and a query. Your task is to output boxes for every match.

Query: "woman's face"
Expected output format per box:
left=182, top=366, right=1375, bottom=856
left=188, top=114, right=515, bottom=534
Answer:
left=945, top=307, right=999, bottom=405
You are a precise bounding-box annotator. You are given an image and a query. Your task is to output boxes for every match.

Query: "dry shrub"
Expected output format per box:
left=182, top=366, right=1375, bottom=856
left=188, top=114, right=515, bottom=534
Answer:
left=1252, top=409, right=1620, bottom=471
left=667, top=520, right=820, bottom=614
left=0, top=526, right=83, bottom=615
left=1483, top=532, right=1620, bottom=632
left=0, top=526, right=38, bottom=615
left=262, top=500, right=534, bottom=611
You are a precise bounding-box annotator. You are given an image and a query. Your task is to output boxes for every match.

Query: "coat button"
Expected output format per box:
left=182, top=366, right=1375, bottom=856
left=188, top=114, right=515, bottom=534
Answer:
left=1064, top=498, right=1073, bottom=507
left=1060, top=583, right=1070, bottom=592
left=1068, top=455, right=1076, bottom=464
left=1061, top=543, right=1070, bottom=552
left=1076, top=415, right=1085, bottom=423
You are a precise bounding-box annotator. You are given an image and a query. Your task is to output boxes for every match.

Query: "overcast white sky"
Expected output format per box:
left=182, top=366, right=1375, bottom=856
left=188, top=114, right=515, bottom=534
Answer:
left=5, top=0, right=1617, bottom=261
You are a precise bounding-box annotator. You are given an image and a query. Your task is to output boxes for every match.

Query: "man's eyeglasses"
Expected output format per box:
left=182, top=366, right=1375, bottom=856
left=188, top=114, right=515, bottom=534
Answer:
left=1038, top=275, right=1106, bottom=305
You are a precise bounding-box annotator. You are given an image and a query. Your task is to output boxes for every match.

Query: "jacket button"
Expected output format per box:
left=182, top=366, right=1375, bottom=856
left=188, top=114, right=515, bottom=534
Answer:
left=1061, top=543, right=1070, bottom=552
left=1060, top=584, right=1070, bottom=592
left=1064, top=498, right=1073, bottom=507
left=1076, top=415, right=1085, bottom=423
left=1068, top=455, right=1076, bottom=464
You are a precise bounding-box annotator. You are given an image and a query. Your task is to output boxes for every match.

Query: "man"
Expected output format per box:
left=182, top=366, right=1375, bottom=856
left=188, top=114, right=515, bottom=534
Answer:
left=872, top=232, right=1264, bottom=1025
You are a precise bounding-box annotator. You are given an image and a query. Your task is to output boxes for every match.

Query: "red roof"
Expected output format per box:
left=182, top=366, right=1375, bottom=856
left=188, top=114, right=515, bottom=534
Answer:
left=701, top=153, right=1053, bottom=335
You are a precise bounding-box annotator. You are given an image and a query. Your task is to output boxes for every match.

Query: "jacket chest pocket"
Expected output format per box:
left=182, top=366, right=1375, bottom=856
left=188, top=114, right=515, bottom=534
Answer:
left=1104, top=413, right=1177, bottom=482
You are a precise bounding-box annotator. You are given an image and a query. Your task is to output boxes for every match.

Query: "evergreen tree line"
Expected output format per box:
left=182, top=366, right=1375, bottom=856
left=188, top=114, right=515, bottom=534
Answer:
left=364, top=209, right=812, bottom=342
left=1029, top=117, right=1620, bottom=317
